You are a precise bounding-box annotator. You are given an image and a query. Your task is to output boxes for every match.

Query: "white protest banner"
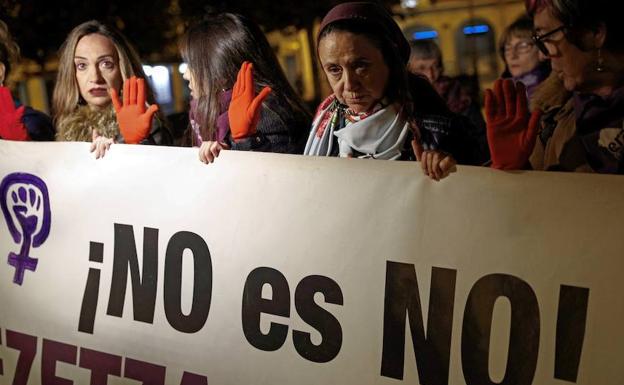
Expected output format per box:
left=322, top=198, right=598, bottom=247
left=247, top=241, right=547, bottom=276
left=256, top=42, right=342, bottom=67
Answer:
left=0, top=140, right=623, bottom=385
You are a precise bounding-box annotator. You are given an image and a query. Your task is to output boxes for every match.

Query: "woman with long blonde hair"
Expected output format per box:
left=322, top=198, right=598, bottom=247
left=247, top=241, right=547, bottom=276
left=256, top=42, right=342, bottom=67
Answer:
left=53, top=20, right=170, bottom=155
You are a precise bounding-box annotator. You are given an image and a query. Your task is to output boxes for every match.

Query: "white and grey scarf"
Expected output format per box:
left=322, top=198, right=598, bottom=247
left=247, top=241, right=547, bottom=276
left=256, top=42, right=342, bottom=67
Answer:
left=304, top=96, right=410, bottom=160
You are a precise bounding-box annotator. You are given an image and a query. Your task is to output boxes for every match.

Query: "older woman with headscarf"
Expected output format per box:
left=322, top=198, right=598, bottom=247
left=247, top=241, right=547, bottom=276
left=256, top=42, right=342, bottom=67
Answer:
left=486, top=0, right=624, bottom=173
left=303, top=2, right=484, bottom=180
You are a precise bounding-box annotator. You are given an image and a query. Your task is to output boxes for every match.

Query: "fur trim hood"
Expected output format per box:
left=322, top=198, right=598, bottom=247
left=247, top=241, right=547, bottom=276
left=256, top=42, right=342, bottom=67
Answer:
left=530, top=73, right=572, bottom=113
left=56, top=104, right=119, bottom=142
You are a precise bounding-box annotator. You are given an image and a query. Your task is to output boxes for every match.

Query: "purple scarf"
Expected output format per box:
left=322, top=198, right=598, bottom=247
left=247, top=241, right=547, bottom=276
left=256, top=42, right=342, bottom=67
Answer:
left=512, top=61, right=550, bottom=101
left=189, top=89, right=233, bottom=145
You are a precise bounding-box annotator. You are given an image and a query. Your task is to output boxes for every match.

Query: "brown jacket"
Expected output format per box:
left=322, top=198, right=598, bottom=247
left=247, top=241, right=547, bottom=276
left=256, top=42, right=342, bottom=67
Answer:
left=529, top=74, right=594, bottom=172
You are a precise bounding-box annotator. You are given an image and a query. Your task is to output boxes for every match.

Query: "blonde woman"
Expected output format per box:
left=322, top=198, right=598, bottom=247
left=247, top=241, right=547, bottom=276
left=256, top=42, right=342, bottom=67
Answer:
left=53, top=20, right=170, bottom=156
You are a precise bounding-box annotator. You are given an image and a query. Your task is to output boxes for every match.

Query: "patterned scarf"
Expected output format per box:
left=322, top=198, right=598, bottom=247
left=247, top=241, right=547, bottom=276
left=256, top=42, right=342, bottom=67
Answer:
left=304, top=95, right=410, bottom=159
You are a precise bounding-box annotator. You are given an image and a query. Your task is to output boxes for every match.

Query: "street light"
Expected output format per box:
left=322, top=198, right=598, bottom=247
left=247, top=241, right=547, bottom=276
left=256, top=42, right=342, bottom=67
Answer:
left=401, top=0, right=419, bottom=9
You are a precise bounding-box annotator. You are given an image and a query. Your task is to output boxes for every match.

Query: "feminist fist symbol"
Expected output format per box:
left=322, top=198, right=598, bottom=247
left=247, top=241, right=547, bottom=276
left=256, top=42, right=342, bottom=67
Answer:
left=1, top=173, right=51, bottom=285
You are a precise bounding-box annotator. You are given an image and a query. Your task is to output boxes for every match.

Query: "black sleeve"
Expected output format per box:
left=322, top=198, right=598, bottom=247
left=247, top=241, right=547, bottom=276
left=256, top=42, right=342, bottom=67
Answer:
left=140, top=116, right=173, bottom=146
left=22, top=107, right=56, bottom=141
left=228, top=98, right=308, bottom=154
left=416, top=113, right=487, bottom=166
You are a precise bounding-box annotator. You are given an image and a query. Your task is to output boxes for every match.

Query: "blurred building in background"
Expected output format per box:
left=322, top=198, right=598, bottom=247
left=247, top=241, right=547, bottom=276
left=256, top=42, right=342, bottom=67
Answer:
left=11, top=0, right=524, bottom=119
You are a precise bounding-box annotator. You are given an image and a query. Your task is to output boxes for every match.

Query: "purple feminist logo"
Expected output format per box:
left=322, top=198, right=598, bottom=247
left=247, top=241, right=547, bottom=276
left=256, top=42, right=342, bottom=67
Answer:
left=1, top=173, right=51, bottom=285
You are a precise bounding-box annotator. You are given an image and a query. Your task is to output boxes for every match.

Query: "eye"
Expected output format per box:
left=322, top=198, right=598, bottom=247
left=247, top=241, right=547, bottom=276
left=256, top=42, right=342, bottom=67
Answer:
left=326, top=65, right=342, bottom=77
left=354, top=61, right=369, bottom=75
left=100, top=60, right=115, bottom=70
left=75, top=62, right=87, bottom=71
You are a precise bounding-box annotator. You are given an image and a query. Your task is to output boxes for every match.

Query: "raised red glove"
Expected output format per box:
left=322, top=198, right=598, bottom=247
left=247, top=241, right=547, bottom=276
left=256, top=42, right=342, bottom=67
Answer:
left=0, top=87, right=29, bottom=141
left=485, top=79, right=542, bottom=170
left=110, top=76, right=159, bottom=144
left=228, top=61, right=272, bottom=142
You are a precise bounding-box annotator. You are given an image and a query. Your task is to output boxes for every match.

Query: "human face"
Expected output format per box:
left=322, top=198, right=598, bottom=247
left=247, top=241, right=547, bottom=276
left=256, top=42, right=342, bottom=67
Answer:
left=504, top=35, right=540, bottom=78
left=182, top=66, right=199, bottom=98
left=318, top=31, right=389, bottom=113
left=74, top=33, right=122, bottom=110
left=533, top=7, right=595, bottom=92
left=408, top=57, right=441, bottom=83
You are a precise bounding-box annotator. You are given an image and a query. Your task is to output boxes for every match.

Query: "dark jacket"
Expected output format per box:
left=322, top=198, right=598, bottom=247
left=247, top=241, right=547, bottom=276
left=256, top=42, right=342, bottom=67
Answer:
left=434, top=75, right=489, bottom=165
left=21, top=105, right=56, bottom=141
left=410, top=75, right=485, bottom=165
left=216, top=90, right=309, bottom=154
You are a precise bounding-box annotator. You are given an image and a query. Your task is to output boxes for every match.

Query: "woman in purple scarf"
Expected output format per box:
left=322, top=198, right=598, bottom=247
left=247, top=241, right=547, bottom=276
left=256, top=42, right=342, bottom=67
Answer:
left=499, top=15, right=551, bottom=101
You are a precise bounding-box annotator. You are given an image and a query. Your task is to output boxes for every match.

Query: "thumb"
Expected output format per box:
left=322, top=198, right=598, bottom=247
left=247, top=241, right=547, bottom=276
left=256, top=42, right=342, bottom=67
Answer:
left=524, top=109, right=542, bottom=146
left=90, top=128, right=98, bottom=152
left=248, top=87, right=271, bottom=118
left=439, top=155, right=457, bottom=177
left=411, top=139, right=424, bottom=161
left=15, top=105, right=25, bottom=117
left=110, top=88, right=122, bottom=112
left=484, top=89, right=495, bottom=121
left=145, top=104, right=159, bottom=119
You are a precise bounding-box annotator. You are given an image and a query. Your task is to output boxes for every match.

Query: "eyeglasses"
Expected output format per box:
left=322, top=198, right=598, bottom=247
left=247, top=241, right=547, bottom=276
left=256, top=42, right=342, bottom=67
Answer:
left=532, top=25, right=568, bottom=56
left=503, top=41, right=536, bottom=56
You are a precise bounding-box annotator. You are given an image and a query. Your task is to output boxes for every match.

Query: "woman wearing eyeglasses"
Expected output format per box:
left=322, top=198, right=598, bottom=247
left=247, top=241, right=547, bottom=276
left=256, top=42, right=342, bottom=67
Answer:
left=499, top=15, right=550, bottom=100
left=486, top=0, right=624, bottom=173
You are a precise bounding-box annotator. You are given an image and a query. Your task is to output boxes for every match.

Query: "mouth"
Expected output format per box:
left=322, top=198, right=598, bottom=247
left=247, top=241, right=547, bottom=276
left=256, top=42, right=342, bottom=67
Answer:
left=345, top=95, right=367, bottom=103
left=89, top=87, right=109, bottom=97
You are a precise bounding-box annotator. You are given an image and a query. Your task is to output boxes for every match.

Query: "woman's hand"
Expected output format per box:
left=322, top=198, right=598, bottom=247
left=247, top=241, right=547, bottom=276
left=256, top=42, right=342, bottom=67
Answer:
left=228, top=61, right=272, bottom=141
left=110, top=76, right=159, bottom=144
left=198, top=141, right=230, bottom=164
left=90, top=129, right=115, bottom=159
left=412, top=139, right=457, bottom=181
left=485, top=79, right=542, bottom=170
left=0, top=87, right=29, bottom=141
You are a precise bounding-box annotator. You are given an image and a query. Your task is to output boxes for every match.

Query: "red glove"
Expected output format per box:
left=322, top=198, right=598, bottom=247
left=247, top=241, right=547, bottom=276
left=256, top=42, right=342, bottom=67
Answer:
left=228, top=61, right=272, bottom=142
left=110, top=76, right=159, bottom=144
left=0, top=87, right=29, bottom=141
left=485, top=79, right=542, bottom=170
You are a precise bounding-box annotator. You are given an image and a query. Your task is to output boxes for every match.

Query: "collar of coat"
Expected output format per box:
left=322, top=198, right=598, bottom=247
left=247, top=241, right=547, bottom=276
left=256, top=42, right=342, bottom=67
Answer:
left=530, top=73, right=572, bottom=114
left=56, top=104, right=119, bottom=142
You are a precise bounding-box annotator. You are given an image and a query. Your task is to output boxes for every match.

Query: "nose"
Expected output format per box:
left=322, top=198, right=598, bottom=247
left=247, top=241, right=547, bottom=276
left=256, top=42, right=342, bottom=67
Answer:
left=87, top=64, right=104, bottom=84
left=342, top=69, right=360, bottom=93
left=424, top=68, right=436, bottom=83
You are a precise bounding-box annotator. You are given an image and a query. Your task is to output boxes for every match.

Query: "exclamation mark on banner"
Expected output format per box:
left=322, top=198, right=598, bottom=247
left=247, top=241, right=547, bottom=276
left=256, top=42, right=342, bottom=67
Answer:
left=1, top=327, right=4, bottom=375
left=554, top=285, right=590, bottom=382
left=79, top=242, right=104, bottom=334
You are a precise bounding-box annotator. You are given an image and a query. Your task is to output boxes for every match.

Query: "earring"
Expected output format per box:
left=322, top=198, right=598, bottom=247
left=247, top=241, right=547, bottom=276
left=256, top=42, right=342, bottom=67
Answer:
left=596, top=48, right=605, bottom=72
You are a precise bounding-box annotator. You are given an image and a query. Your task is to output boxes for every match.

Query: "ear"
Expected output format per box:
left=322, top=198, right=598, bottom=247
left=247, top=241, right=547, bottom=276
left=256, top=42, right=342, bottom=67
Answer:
left=593, top=22, right=607, bottom=49
left=0, top=62, right=6, bottom=86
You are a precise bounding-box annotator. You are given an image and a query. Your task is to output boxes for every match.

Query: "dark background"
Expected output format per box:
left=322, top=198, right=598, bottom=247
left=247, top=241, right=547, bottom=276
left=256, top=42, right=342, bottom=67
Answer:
left=1, top=0, right=399, bottom=64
